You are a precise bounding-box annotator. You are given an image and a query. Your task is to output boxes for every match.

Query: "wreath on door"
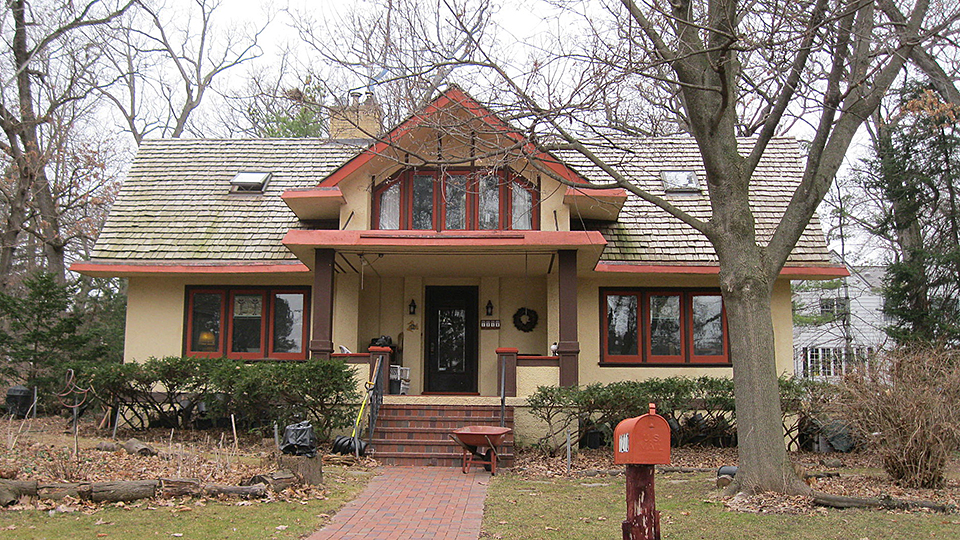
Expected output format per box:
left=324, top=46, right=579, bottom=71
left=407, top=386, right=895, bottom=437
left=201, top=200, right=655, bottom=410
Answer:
left=513, top=307, right=538, bottom=333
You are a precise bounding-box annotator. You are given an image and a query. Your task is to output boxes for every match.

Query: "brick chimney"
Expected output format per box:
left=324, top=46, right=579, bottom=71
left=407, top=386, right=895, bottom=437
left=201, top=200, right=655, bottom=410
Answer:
left=329, top=91, right=382, bottom=139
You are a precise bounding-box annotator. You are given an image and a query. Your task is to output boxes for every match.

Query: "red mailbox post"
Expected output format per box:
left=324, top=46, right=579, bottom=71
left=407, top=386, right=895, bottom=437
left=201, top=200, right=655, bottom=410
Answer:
left=614, top=403, right=671, bottom=540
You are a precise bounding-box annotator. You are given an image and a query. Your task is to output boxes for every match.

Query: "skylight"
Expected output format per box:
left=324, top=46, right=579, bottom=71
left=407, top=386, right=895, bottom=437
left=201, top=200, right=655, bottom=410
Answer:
left=660, top=170, right=700, bottom=192
left=230, top=171, right=271, bottom=193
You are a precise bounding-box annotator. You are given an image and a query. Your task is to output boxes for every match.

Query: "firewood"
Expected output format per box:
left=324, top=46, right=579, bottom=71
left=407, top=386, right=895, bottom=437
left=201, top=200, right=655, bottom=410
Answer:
left=38, top=482, right=89, bottom=501
left=122, top=438, right=158, bottom=457
left=0, top=479, right=38, bottom=505
left=243, top=470, right=298, bottom=491
left=160, top=478, right=202, bottom=498
left=203, top=483, right=267, bottom=499
left=88, top=480, right=158, bottom=502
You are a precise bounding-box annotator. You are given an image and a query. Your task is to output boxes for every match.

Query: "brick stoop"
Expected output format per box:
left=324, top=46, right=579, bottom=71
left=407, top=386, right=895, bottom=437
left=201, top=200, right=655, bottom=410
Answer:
left=369, top=404, right=515, bottom=468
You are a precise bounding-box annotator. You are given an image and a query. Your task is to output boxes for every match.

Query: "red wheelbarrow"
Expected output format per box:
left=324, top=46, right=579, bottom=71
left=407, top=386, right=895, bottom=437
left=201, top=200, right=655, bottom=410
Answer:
left=450, top=426, right=512, bottom=475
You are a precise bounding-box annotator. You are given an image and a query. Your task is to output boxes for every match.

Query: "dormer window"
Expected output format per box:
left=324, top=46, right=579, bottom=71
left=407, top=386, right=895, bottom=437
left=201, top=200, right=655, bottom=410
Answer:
left=373, top=169, right=539, bottom=231
left=230, top=171, right=271, bottom=193
left=660, top=170, right=700, bottom=193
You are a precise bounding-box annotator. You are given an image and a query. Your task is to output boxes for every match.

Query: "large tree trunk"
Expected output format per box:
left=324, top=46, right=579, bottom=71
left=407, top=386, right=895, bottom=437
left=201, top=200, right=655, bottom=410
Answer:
left=720, top=263, right=811, bottom=495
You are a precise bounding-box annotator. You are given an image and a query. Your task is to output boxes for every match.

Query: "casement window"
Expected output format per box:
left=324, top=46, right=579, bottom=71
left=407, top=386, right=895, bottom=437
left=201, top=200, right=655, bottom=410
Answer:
left=185, top=287, right=309, bottom=360
left=602, top=289, right=729, bottom=365
left=373, top=168, right=538, bottom=231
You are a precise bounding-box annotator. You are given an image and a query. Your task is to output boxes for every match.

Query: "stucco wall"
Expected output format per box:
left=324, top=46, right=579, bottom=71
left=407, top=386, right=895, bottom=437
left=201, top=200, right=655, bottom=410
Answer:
left=575, top=274, right=796, bottom=385
left=123, top=274, right=311, bottom=363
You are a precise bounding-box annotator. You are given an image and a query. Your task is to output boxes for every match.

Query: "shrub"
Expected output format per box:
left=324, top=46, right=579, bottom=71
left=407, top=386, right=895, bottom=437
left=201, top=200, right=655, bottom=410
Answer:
left=71, top=356, right=360, bottom=439
left=527, top=384, right=579, bottom=455
left=833, top=346, right=960, bottom=488
left=526, top=375, right=828, bottom=455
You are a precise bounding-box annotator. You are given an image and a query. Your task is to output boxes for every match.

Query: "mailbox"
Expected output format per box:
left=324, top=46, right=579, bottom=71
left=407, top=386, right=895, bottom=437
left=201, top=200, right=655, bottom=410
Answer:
left=614, top=403, right=671, bottom=465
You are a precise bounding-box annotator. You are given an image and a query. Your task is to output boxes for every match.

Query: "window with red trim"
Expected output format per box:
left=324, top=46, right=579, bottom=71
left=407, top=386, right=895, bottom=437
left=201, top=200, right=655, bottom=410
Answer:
left=373, top=169, right=538, bottom=231
left=602, top=289, right=729, bottom=365
left=185, top=287, right=309, bottom=360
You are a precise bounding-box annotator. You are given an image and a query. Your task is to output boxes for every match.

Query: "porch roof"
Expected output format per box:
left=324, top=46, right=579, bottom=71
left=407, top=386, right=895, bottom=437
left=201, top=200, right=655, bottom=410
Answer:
left=283, top=229, right=607, bottom=275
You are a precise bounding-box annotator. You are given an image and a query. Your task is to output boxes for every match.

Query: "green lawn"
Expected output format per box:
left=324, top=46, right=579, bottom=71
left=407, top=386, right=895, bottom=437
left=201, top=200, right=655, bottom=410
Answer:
left=0, top=467, right=374, bottom=540
left=482, top=472, right=957, bottom=540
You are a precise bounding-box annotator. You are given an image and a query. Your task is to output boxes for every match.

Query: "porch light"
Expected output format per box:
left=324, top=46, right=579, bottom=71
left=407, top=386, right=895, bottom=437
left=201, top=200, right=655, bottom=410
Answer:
left=486, top=300, right=494, bottom=316
left=409, top=299, right=417, bottom=315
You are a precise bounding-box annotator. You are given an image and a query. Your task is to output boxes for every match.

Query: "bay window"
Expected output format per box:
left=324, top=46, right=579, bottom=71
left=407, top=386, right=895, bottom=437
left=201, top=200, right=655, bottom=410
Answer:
left=374, top=168, right=538, bottom=231
left=186, top=287, right=309, bottom=360
left=602, top=289, right=729, bottom=365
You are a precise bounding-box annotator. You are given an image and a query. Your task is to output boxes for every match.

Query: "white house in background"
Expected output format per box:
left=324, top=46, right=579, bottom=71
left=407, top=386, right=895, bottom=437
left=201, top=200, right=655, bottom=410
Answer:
left=793, top=263, right=889, bottom=380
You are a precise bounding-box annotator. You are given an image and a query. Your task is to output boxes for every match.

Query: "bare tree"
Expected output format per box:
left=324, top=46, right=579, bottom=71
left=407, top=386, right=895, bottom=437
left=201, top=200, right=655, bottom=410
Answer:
left=292, top=0, right=494, bottom=128
left=308, top=0, right=960, bottom=496
left=99, top=0, right=266, bottom=144
left=0, top=0, right=133, bottom=288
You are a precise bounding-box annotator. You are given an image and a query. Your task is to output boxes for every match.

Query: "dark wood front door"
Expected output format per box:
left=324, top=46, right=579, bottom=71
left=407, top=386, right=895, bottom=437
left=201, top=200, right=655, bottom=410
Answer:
left=425, top=286, right=478, bottom=393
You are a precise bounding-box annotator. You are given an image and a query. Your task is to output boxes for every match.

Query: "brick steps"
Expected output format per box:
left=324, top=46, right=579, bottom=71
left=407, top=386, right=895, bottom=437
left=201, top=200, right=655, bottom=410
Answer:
left=369, top=404, right=514, bottom=468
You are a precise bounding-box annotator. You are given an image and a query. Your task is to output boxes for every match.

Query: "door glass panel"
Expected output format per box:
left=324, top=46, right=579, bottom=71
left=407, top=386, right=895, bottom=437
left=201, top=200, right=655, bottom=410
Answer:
left=444, top=174, right=467, bottom=229
left=378, top=182, right=400, bottom=229
left=191, top=293, right=222, bottom=352
left=511, top=183, right=533, bottom=230
left=478, top=174, right=500, bottom=229
left=606, top=294, right=638, bottom=356
left=649, top=295, right=681, bottom=356
left=692, top=295, right=724, bottom=356
left=231, top=294, right=263, bottom=353
left=412, top=175, right=434, bottom=229
left=437, top=307, right=466, bottom=373
left=273, top=293, right=304, bottom=354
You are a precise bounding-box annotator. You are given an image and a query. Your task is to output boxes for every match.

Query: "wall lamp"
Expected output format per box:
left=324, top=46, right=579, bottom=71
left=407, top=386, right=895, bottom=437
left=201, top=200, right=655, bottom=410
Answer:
left=409, top=299, right=417, bottom=315
left=485, top=300, right=494, bottom=316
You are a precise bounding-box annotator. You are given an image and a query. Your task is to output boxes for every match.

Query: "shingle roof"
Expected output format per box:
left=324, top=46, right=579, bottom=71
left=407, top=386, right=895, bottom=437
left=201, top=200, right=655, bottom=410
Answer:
left=556, top=137, right=832, bottom=266
left=90, top=136, right=832, bottom=268
left=91, top=139, right=360, bottom=262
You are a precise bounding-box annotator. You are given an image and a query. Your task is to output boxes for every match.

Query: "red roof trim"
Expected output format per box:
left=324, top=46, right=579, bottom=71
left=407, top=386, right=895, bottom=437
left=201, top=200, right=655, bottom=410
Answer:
left=319, top=86, right=589, bottom=187
left=281, top=187, right=345, bottom=202
left=283, top=229, right=607, bottom=249
left=595, top=263, right=849, bottom=278
left=565, top=186, right=628, bottom=198
left=71, top=262, right=310, bottom=276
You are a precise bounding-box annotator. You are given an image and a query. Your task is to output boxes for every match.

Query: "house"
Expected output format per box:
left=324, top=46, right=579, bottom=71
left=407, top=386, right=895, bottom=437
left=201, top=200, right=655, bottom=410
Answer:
left=793, top=263, right=889, bottom=380
left=73, top=87, right=845, bottom=464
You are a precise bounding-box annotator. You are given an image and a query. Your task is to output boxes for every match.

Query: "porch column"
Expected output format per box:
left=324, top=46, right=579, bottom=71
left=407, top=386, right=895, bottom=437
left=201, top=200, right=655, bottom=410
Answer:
left=310, top=248, right=335, bottom=360
left=368, top=346, right=392, bottom=391
left=557, top=249, right=579, bottom=386
left=496, top=348, right=518, bottom=397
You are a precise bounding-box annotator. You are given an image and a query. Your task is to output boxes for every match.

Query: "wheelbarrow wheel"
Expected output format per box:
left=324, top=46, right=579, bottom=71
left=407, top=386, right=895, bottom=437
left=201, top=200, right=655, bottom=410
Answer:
left=483, top=449, right=493, bottom=472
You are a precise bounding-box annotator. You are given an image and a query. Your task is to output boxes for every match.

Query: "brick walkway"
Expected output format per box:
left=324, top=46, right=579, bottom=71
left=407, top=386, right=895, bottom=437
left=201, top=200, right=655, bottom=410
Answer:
left=306, top=467, right=490, bottom=540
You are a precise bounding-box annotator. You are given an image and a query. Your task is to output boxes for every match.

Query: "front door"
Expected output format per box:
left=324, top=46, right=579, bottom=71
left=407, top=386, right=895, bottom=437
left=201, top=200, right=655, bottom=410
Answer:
left=425, top=286, right=478, bottom=393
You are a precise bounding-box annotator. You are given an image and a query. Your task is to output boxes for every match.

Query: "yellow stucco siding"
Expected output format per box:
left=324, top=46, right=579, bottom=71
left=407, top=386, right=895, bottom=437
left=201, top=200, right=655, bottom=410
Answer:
left=124, top=278, right=185, bottom=362
left=123, top=274, right=313, bottom=363
left=576, top=274, right=796, bottom=385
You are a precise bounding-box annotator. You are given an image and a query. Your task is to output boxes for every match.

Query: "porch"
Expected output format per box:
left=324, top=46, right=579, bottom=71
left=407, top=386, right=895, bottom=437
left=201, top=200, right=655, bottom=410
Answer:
left=297, top=236, right=600, bottom=396
left=332, top=347, right=558, bottom=466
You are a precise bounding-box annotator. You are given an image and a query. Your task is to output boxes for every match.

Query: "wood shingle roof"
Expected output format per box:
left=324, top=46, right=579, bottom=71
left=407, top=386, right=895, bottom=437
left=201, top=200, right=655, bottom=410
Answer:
left=92, top=139, right=360, bottom=263
left=556, top=137, right=832, bottom=266
left=89, top=136, right=832, bottom=269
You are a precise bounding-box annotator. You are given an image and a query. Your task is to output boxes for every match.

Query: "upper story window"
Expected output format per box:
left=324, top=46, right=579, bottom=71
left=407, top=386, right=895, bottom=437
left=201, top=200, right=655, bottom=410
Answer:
left=373, top=169, right=539, bottom=231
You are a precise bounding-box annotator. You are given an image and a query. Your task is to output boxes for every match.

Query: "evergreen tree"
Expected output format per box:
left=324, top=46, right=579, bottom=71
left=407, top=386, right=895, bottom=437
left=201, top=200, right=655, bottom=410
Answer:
left=867, top=86, right=960, bottom=344
left=0, top=273, right=99, bottom=387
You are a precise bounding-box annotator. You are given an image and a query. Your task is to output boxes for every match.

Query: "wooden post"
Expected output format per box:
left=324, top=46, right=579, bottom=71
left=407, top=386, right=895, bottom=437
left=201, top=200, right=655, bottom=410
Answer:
left=496, top=348, right=518, bottom=397
left=310, top=248, right=336, bottom=360
left=368, top=346, right=392, bottom=391
left=557, top=249, right=579, bottom=387
left=622, top=464, right=660, bottom=540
